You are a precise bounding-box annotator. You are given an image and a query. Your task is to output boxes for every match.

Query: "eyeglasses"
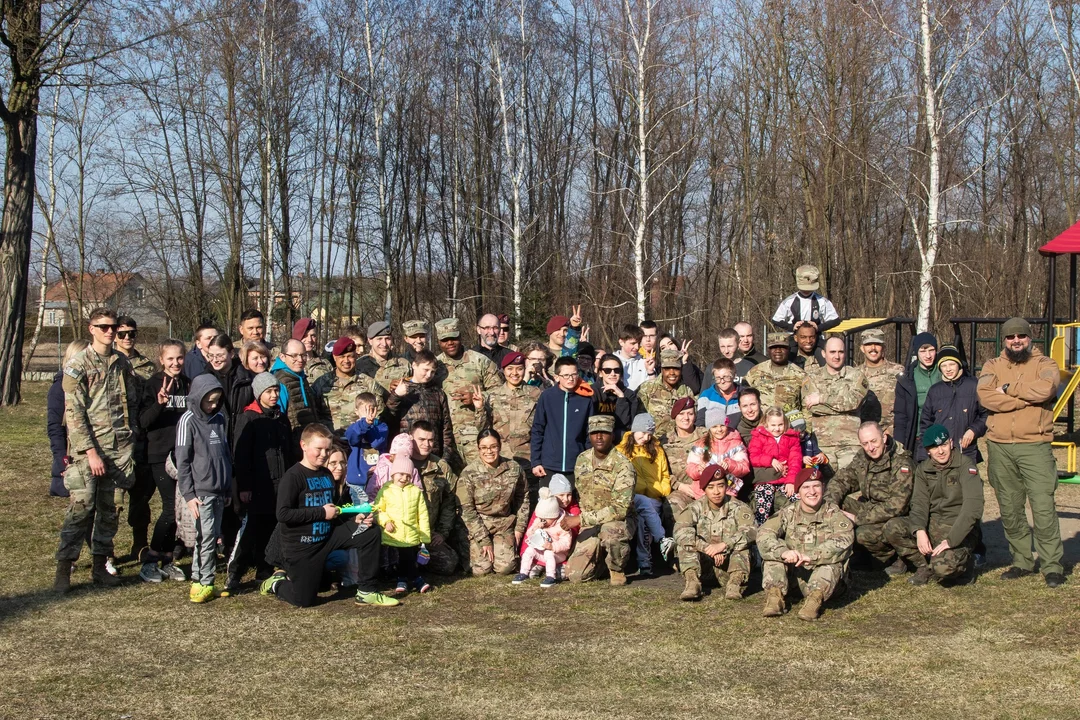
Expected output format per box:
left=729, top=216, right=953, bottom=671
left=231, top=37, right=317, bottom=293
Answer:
left=1005, top=334, right=1028, bottom=341
left=206, top=353, right=230, bottom=362
left=115, top=330, right=137, bottom=339
left=499, top=326, right=510, bottom=332
left=282, top=352, right=305, bottom=360
left=600, top=367, right=622, bottom=374
left=91, top=324, right=117, bottom=333
left=555, top=372, right=579, bottom=379
left=477, top=325, right=499, bottom=331
left=714, top=374, right=734, bottom=381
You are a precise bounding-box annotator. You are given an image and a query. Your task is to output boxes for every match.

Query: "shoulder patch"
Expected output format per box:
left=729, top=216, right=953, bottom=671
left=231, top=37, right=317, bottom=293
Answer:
left=64, top=365, right=82, bottom=379
left=899, top=466, right=910, bottom=473
left=968, top=467, right=978, bottom=474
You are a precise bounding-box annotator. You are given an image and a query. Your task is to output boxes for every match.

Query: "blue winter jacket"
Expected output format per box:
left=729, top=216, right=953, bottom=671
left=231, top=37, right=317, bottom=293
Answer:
left=529, top=384, right=594, bottom=473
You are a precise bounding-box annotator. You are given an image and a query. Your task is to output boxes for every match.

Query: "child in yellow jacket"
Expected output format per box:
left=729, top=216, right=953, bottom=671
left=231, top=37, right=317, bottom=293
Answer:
left=372, top=455, right=432, bottom=594
left=616, top=413, right=674, bottom=576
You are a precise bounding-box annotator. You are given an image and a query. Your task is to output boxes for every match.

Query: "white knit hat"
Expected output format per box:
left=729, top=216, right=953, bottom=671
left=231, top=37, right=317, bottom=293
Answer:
left=535, top=487, right=561, bottom=519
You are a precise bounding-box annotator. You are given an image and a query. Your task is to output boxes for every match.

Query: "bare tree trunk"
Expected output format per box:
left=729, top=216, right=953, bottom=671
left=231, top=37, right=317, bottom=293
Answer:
left=626, top=0, right=652, bottom=323
left=916, top=0, right=940, bottom=333
left=25, top=88, right=61, bottom=371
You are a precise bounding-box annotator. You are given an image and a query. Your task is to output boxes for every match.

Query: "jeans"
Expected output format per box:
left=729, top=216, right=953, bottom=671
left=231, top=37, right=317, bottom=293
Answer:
left=633, top=494, right=665, bottom=570
left=191, top=494, right=225, bottom=586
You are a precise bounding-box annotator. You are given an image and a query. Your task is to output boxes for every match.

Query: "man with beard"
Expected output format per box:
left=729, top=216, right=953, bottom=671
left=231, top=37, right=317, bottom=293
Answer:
left=792, top=323, right=825, bottom=372
left=857, top=328, right=904, bottom=434
left=473, top=313, right=513, bottom=368
left=977, top=318, right=1065, bottom=588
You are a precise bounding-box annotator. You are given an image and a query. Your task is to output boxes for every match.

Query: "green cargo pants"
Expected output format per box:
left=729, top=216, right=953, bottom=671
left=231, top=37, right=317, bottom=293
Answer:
left=985, top=441, right=1063, bottom=576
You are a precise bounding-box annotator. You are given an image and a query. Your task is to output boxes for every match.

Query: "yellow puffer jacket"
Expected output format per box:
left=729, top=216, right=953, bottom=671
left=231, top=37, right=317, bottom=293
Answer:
left=372, top=482, right=431, bottom=547
left=616, top=435, right=671, bottom=500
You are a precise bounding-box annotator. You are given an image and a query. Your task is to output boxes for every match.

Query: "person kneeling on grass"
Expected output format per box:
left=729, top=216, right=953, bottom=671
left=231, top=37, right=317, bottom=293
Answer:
left=459, top=429, right=531, bottom=576
left=372, top=455, right=433, bottom=595
left=518, top=473, right=580, bottom=580
left=674, top=463, right=755, bottom=602
left=261, top=423, right=399, bottom=608
left=513, top=488, right=573, bottom=588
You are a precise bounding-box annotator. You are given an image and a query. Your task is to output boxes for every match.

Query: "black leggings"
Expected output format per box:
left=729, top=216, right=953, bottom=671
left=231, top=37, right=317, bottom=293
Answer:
left=396, top=545, right=420, bottom=581
left=276, top=522, right=381, bottom=608
left=149, top=462, right=177, bottom=554
left=228, top=512, right=276, bottom=577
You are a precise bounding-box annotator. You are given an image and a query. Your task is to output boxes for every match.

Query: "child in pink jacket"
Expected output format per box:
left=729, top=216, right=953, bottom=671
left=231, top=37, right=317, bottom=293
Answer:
left=747, top=406, right=803, bottom=524
left=686, top=408, right=751, bottom=501
left=511, top=488, right=572, bottom=588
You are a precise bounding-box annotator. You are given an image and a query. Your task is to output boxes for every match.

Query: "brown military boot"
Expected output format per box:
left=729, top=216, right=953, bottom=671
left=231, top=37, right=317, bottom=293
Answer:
left=91, top=555, right=121, bottom=587
left=798, top=590, right=825, bottom=621
left=680, top=570, right=702, bottom=601
left=884, top=557, right=908, bottom=577
left=53, top=561, right=71, bottom=594
left=609, top=570, right=628, bottom=586
left=724, top=573, right=745, bottom=600
left=762, top=587, right=785, bottom=617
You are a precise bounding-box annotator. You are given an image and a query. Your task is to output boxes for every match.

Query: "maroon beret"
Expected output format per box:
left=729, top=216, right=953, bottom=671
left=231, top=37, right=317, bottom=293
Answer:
left=331, top=336, right=356, bottom=356
left=292, top=318, right=316, bottom=340
left=500, top=351, right=525, bottom=370
left=546, top=315, right=570, bottom=335
left=671, top=396, right=696, bottom=419
left=793, top=466, right=822, bottom=493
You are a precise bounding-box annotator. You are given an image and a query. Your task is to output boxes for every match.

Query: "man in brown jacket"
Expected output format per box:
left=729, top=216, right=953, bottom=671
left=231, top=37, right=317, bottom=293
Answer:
left=976, top=318, right=1065, bottom=588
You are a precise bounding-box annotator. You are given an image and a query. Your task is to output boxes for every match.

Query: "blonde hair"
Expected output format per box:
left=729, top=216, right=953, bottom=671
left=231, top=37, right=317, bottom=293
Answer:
left=763, top=406, right=788, bottom=429
left=62, top=339, right=90, bottom=366
left=241, top=340, right=271, bottom=368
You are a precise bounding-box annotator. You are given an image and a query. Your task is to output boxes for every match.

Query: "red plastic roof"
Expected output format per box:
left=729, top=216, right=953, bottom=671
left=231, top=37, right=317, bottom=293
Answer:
left=1040, top=219, right=1080, bottom=255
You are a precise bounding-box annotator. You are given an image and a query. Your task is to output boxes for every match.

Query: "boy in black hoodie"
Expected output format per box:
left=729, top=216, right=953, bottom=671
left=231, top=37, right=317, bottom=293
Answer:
left=261, top=422, right=399, bottom=608
left=176, top=374, right=233, bottom=603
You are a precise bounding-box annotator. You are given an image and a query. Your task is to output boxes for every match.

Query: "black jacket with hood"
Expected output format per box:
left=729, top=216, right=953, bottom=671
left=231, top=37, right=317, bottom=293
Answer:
left=893, top=332, right=937, bottom=452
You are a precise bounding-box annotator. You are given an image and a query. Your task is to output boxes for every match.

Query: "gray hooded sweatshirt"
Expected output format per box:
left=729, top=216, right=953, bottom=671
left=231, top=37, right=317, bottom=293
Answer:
left=176, top=374, right=233, bottom=502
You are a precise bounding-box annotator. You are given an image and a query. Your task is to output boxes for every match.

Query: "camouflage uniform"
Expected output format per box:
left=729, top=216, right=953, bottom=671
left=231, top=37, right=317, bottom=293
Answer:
left=884, top=451, right=984, bottom=579
left=416, top=453, right=469, bottom=574
left=458, top=457, right=530, bottom=575
left=305, top=355, right=334, bottom=385
left=823, top=440, right=914, bottom=563
left=800, top=366, right=868, bottom=469
left=123, top=349, right=156, bottom=393
left=744, top=361, right=805, bottom=412
left=314, top=370, right=398, bottom=434
left=371, top=355, right=413, bottom=391
left=56, top=347, right=138, bottom=562
left=859, top=361, right=905, bottom=433
left=637, top=378, right=695, bottom=440
left=436, top=348, right=500, bottom=466
left=674, top=495, right=755, bottom=593
left=489, top=381, right=541, bottom=471
left=565, top=444, right=637, bottom=583
left=758, top=501, right=854, bottom=601
left=660, top=427, right=708, bottom=517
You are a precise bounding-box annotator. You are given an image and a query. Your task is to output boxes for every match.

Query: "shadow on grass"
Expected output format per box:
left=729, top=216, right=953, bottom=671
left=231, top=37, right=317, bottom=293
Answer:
left=0, top=573, right=145, bottom=625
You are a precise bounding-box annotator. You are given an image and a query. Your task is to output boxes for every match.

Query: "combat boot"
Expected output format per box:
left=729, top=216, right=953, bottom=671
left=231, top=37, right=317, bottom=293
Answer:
left=91, top=555, right=121, bottom=587
left=680, top=570, right=702, bottom=601
left=762, top=587, right=785, bottom=617
left=609, top=570, right=628, bottom=586
left=724, top=573, right=746, bottom=600
left=53, top=561, right=71, bottom=594
left=884, top=557, right=908, bottom=577
left=798, top=590, right=824, bottom=621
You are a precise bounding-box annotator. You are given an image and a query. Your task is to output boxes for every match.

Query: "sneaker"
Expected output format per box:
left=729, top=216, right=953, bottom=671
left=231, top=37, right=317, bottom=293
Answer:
left=637, top=566, right=653, bottom=578
left=189, top=582, right=213, bottom=603
left=260, top=570, right=286, bottom=596
left=540, top=576, right=557, bottom=589
left=220, top=569, right=243, bottom=597
left=659, top=537, right=676, bottom=561
left=973, top=553, right=987, bottom=569
left=105, top=557, right=120, bottom=576
left=1001, top=566, right=1034, bottom=580
left=393, top=580, right=408, bottom=595
left=413, top=577, right=432, bottom=593
left=354, top=590, right=400, bottom=607
left=138, top=562, right=164, bottom=584
left=511, top=573, right=529, bottom=585
left=161, top=563, right=187, bottom=582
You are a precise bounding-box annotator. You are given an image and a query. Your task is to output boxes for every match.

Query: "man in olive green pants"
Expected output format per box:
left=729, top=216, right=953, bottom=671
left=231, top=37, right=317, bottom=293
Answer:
left=977, top=318, right=1065, bottom=588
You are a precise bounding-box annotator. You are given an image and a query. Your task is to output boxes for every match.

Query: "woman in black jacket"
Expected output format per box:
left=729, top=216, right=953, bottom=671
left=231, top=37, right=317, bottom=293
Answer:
left=917, top=346, right=988, bottom=463
left=592, top=354, right=643, bottom=443
left=137, top=339, right=190, bottom=583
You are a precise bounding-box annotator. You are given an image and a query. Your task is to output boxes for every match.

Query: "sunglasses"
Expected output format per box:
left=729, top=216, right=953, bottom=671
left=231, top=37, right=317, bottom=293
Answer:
left=600, top=367, right=622, bottom=374
left=115, top=330, right=137, bottom=340
left=91, top=324, right=118, bottom=333
left=1004, top=334, right=1028, bottom=341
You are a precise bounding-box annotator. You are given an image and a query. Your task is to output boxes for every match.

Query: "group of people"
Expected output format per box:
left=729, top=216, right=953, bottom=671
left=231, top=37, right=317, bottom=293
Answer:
left=48, top=265, right=1068, bottom=621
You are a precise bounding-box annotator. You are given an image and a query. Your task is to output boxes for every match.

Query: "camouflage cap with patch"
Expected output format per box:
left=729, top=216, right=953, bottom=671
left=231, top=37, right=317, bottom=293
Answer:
left=587, top=414, right=615, bottom=434
left=660, top=349, right=683, bottom=369
left=402, top=319, right=430, bottom=337
left=767, top=332, right=790, bottom=348
left=795, top=264, right=820, bottom=292
left=434, top=317, right=461, bottom=340
left=860, top=328, right=885, bottom=345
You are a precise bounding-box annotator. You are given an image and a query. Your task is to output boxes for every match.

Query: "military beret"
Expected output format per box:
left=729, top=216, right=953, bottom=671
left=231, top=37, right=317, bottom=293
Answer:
left=793, top=466, right=822, bottom=493
left=1002, top=317, right=1031, bottom=338
left=671, top=396, right=695, bottom=419
left=767, top=332, right=790, bottom=348
left=859, top=328, right=885, bottom=345
left=366, top=321, right=391, bottom=339
left=795, top=264, right=820, bottom=292
left=497, top=313, right=510, bottom=326
left=402, top=319, right=429, bottom=337
left=500, top=351, right=524, bottom=370
left=923, top=423, right=950, bottom=448
left=660, top=349, right=682, bottom=369
left=331, top=336, right=356, bottom=356
left=292, top=317, right=316, bottom=340
left=546, top=315, right=570, bottom=335
left=587, top=414, right=615, bottom=434
left=435, top=317, right=460, bottom=340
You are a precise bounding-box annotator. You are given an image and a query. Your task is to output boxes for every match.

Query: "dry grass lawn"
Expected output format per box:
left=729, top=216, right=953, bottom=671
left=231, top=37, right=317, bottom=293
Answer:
left=2, top=382, right=1079, bottom=719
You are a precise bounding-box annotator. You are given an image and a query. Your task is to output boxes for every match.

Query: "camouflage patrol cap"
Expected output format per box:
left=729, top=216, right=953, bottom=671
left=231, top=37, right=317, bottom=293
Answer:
left=860, top=328, right=886, bottom=345
left=795, top=264, right=820, bottom=292
left=767, top=332, right=790, bottom=348
left=435, top=317, right=461, bottom=340
left=402, top=320, right=429, bottom=338
left=587, top=414, right=615, bottom=435
left=660, top=349, right=682, bottom=369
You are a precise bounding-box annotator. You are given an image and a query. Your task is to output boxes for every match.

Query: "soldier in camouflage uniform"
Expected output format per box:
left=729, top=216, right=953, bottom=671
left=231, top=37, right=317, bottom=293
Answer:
left=294, top=318, right=333, bottom=384
left=458, top=429, right=530, bottom=575
left=758, top=467, right=854, bottom=621
left=434, top=317, right=501, bottom=467
left=792, top=323, right=825, bottom=372
left=661, top=396, right=708, bottom=518
left=674, top=463, right=755, bottom=601
left=823, top=421, right=916, bottom=575
left=488, top=351, right=541, bottom=474
left=356, top=321, right=412, bottom=390
left=800, top=336, right=868, bottom=470
left=313, top=336, right=399, bottom=434
left=885, top=424, right=984, bottom=586
left=637, top=350, right=695, bottom=440
left=54, top=308, right=138, bottom=593
left=410, top=420, right=470, bottom=574
left=744, top=333, right=805, bottom=412
left=856, top=328, right=904, bottom=433
left=561, top=415, right=637, bottom=585
left=402, top=319, right=430, bottom=364
left=114, top=316, right=157, bottom=558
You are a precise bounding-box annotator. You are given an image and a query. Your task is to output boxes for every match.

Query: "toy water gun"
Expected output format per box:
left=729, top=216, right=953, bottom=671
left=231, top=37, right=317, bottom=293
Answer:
left=337, top=503, right=373, bottom=515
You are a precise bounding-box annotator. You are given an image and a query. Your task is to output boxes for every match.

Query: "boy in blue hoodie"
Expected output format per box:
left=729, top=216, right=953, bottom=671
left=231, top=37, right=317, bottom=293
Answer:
left=344, top=392, right=388, bottom=503
left=176, top=374, right=233, bottom=603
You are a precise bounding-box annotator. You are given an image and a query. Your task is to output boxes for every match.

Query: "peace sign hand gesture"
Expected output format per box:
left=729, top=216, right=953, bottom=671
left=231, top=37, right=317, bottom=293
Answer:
left=157, top=375, right=174, bottom=405
left=570, top=305, right=583, bottom=328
